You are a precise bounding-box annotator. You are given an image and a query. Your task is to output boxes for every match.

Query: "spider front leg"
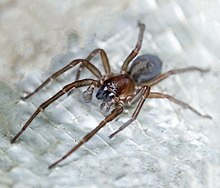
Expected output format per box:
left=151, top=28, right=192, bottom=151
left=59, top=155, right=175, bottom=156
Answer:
left=75, top=48, right=111, bottom=81
left=11, top=79, right=100, bottom=144
left=21, top=57, right=103, bottom=100
left=148, top=92, right=212, bottom=119
left=48, top=104, right=123, bottom=169
left=109, top=85, right=150, bottom=138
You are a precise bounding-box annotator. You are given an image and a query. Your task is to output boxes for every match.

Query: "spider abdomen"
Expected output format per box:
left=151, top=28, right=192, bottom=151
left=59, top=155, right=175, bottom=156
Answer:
left=128, top=54, right=162, bottom=83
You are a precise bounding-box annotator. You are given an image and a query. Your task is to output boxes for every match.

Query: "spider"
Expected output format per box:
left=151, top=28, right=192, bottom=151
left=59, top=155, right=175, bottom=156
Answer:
left=11, top=22, right=211, bottom=169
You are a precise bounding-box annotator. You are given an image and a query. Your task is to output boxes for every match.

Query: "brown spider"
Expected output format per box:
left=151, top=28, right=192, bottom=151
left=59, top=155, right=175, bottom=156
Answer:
left=11, top=22, right=211, bottom=169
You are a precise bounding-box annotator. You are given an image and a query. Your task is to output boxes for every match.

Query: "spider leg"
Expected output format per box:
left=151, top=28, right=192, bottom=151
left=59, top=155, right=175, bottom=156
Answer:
left=148, top=92, right=212, bottom=119
left=11, top=79, right=100, bottom=144
left=48, top=105, right=123, bottom=169
left=21, top=59, right=102, bottom=100
left=75, top=48, right=111, bottom=81
left=121, top=22, right=145, bottom=74
left=141, top=66, right=209, bottom=87
left=109, top=86, right=150, bottom=138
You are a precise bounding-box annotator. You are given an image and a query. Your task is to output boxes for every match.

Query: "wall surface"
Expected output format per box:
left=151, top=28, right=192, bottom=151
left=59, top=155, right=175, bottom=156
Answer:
left=0, top=0, right=220, bottom=187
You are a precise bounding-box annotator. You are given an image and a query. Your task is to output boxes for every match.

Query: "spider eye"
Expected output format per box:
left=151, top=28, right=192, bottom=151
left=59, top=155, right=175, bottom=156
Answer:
left=96, top=85, right=115, bottom=102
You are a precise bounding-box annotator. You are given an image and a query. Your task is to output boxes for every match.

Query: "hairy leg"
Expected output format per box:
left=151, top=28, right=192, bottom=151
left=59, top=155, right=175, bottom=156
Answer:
left=11, top=79, right=100, bottom=143
left=75, top=48, right=111, bottom=80
left=49, top=104, right=123, bottom=169
left=109, top=86, right=150, bottom=138
left=148, top=92, right=212, bottom=119
left=22, top=59, right=102, bottom=100
left=121, top=22, right=145, bottom=74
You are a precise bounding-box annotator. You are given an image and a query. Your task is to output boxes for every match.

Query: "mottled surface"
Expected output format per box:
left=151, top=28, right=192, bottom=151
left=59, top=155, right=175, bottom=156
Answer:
left=0, top=0, right=220, bottom=187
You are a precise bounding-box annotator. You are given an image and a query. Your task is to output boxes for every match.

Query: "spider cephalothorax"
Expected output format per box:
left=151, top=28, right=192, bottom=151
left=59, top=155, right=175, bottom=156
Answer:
left=96, top=75, right=135, bottom=102
left=96, top=74, right=136, bottom=114
left=11, top=22, right=211, bottom=169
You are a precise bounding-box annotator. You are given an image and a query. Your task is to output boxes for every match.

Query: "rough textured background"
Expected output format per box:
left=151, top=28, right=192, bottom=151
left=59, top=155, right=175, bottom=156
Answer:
left=0, top=0, right=220, bottom=187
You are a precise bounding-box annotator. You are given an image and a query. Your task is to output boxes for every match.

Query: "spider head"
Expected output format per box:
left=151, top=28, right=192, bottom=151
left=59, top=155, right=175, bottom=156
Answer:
left=96, top=82, right=117, bottom=102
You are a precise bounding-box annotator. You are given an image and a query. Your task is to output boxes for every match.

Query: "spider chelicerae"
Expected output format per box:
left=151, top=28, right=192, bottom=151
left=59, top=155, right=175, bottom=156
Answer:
left=11, top=22, right=211, bottom=169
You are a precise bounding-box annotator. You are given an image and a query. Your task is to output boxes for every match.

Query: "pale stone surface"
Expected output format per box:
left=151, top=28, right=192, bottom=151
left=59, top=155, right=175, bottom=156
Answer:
left=0, top=0, right=219, bottom=187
